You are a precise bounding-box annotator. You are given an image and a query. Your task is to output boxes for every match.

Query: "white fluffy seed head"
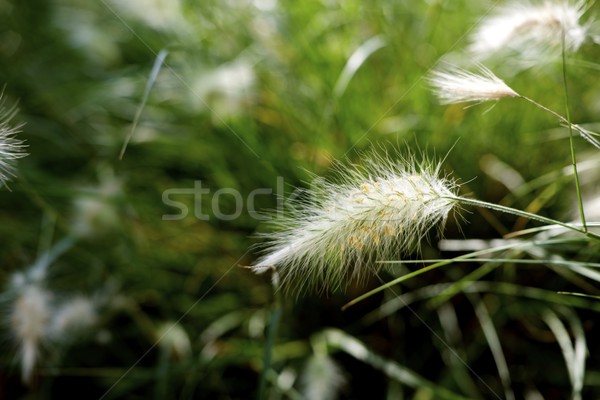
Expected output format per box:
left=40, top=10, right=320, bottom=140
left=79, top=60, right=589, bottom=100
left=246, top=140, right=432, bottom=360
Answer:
left=470, top=1, right=589, bottom=61
left=0, top=100, right=27, bottom=187
left=429, top=64, right=519, bottom=104
left=10, top=284, right=52, bottom=383
left=252, top=153, right=459, bottom=293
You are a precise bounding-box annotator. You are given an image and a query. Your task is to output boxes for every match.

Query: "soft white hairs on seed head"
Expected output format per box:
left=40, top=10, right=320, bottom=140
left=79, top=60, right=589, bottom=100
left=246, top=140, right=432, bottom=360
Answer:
left=470, top=1, right=590, bottom=62
left=429, top=64, right=519, bottom=105
left=0, top=99, right=27, bottom=187
left=252, top=151, right=460, bottom=293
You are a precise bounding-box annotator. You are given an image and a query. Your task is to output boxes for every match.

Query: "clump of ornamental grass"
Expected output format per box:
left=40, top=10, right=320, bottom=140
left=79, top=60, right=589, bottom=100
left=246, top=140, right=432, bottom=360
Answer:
left=251, top=152, right=461, bottom=293
left=469, top=0, right=591, bottom=62
left=0, top=98, right=27, bottom=187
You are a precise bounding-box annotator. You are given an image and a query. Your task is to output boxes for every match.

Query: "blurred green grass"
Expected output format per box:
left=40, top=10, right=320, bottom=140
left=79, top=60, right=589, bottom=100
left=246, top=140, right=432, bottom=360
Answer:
left=2, top=0, right=600, bottom=398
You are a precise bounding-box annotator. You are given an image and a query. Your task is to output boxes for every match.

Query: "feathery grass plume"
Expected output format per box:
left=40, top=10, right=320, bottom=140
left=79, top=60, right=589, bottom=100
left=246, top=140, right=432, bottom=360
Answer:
left=469, top=1, right=590, bottom=61
left=428, top=64, right=519, bottom=104
left=252, top=152, right=460, bottom=293
left=0, top=98, right=27, bottom=187
left=9, top=282, right=52, bottom=383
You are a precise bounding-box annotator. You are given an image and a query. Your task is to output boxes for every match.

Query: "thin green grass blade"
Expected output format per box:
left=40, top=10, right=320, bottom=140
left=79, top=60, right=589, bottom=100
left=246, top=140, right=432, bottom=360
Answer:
left=558, top=292, right=600, bottom=300
left=543, top=309, right=586, bottom=400
left=344, top=238, right=597, bottom=310
left=503, top=158, right=600, bottom=204
left=470, top=295, right=515, bottom=400
left=343, top=243, right=519, bottom=310
left=542, top=253, right=600, bottom=284
left=547, top=264, right=600, bottom=295
left=258, top=305, right=281, bottom=400
left=561, top=30, right=587, bottom=233
left=427, top=262, right=499, bottom=309
left=437, top=304, right=482, bottom=399
left=572, top=124, right=600, bottom=149
left=200, top=311, right=247, bottom=345
left=322, top=328, right=471, bottom=400
left=333, top=35, right=386, bottom=98
left=504, top=223, right=600, bottom=239
left=450, top=196, right=598, bottom=239
left=381, top=258, right=600, bottom=268
left=258, top=271, right=282, bottom=400
left=119, top=49, right=169, bottom=160
left=361, top=282, right=600, bottom=326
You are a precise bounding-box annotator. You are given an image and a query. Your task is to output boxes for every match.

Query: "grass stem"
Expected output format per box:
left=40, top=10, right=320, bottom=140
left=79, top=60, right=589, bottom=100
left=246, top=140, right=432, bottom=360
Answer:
left=258, top=270, right=282, bottom=400
left=561, top=31, right=587, bottom=233
left=450, top=196, right=598, bottom=239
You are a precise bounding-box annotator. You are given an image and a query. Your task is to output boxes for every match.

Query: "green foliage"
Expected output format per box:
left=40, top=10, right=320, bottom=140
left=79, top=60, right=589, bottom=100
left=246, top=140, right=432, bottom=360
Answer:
left=2, top=0, right=600, bottom=399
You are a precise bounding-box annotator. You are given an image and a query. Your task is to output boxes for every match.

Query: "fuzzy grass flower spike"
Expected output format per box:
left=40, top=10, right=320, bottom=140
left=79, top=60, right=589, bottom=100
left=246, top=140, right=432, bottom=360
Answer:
left=470, top=0, right=590, bottom=61
left=429, top=64, right=519, bottom=104
left=9, top=281, right=52, bottom=384
left=252, top=153, right=460, bottom=293
left=0, top=98, right=27, bottom=187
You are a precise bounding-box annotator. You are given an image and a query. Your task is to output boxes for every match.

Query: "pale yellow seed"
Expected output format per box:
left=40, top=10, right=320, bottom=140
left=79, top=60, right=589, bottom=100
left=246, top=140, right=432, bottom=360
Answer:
left=348, top=235, right=364, bottom=250
left=383, top=224, right=396, bottom=237
left=360, top=183, right=372, bottom=193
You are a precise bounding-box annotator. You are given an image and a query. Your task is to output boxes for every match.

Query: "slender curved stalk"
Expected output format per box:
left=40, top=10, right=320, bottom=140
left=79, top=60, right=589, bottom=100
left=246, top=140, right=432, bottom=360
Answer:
left=514, top=31, right=588, bottom=232
left=379, top=258, right=600, bottom=268
left=342, top=241, right=532, bottom=310
left=561, top=31, right=587, bottom=233
left=258, top=270, right=282, bottom=400
left=449, top=196, right=599, bottom=240
left=119, top=49, right=168, bottom=160
left=322, top=329, right=471, bottom=399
